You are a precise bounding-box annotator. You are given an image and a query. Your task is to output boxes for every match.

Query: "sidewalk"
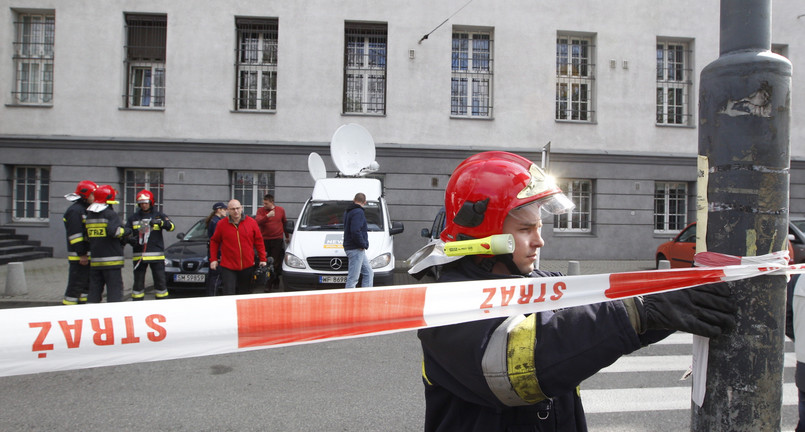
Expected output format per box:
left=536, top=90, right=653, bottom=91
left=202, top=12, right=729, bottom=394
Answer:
left=0, top=258, right=657, bottom=308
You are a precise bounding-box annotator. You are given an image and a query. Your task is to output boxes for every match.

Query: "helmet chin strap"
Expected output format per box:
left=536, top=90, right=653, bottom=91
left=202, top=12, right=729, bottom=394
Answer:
left=477, top=253, right=527, bottom=276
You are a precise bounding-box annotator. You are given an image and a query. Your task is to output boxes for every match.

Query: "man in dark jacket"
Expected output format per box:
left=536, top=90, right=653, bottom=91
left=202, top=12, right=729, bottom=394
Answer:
left=343, top=192, right=373, bottom=288
left=412, top=151, right=737, bottom=431
left=62, top=180, right=97, bottom=304
left=209, top=199, right=267, bottom=295
left=125, top=189, right=175, bottom=300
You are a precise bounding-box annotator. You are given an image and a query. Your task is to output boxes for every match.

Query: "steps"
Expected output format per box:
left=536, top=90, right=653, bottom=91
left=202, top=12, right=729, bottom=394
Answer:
left=0, top=227, right=53, bottom=265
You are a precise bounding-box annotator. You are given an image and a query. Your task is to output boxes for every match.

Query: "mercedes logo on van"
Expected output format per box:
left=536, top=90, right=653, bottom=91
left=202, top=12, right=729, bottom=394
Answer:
left=329, top=258, right=343, bottom=270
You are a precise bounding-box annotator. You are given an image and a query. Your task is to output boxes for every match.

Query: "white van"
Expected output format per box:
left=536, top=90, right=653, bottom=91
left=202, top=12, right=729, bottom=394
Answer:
left=281, top=124, right=404, bottom=291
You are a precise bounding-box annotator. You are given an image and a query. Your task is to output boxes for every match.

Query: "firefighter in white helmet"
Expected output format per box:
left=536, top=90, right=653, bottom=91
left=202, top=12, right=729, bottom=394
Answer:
left=125, top=189, right=175, bottom=300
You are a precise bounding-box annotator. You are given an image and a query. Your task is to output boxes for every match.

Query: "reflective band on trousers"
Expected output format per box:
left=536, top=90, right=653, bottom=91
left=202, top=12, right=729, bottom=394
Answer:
left=90, top=256, right=124, bottom=267
left=132, top=252, right=165, bottom=261
left=481, top=314, right=547, bottom=406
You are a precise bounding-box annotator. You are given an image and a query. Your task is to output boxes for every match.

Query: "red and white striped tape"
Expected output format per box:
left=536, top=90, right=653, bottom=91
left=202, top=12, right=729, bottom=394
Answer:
left=0, top=251, right=800, bottom=378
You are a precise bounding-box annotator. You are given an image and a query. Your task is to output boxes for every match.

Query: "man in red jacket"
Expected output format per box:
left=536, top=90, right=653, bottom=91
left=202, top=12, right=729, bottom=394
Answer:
left=209, top=199, right=267, bottom=295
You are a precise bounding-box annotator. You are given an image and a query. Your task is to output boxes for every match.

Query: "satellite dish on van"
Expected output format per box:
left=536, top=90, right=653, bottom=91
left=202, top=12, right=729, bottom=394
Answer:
left=308, top=152, right=327, bottom=181
left=330, top=123, right=376, bottom=176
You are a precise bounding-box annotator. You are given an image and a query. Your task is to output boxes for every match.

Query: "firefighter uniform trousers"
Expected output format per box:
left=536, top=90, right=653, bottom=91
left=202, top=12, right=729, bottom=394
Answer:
left=86, top=207, right=126, bottom=303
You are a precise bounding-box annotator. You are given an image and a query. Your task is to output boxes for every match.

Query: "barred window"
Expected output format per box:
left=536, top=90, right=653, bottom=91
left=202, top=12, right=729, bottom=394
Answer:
left=656, top=40, right=692, bottom=126
left=451, top=29, right=493, bottom=118
left=13, top=166, right=50, bottom=221
left=654, top=182, right=687, bottom=232
left=12, top=12, right=55, bottom=105
left=123, top=169, right=164, bottom=220
left=231, top=171, right=275, bottom=216
left=556, top=34, right=595, bottom=122
left=343, top=22, right=387, bottom=115
left=235, top=18, right=278, bottom=111
left=554, top=179, right=592, bottom=232
left=124, top=14, right=167, bottom=108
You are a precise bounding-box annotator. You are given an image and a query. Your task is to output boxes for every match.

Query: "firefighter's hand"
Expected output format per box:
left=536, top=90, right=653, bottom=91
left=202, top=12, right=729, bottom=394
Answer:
left=79, top=255, right=89, bottom=265
left=121, top=227, right=134, bottom=239
left=210, top=261, right=218, bottom=270
left=641, top=282, right=737, bottom=338
left=151, top=219, right=163, bottom=229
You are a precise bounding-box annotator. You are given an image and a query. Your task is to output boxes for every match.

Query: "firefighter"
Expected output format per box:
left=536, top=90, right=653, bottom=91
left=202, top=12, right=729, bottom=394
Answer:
left=125, top=189, right=175, bottom=300
left=86, top=185, right=131, bottom=303
left=408, top=151, right=737, bottom=431
left=61, top=180, right=97, bottom=305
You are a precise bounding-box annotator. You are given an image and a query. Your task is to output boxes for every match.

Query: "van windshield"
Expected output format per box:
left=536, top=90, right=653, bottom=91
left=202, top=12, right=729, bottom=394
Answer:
left=299, top=201, right=384, bottom=232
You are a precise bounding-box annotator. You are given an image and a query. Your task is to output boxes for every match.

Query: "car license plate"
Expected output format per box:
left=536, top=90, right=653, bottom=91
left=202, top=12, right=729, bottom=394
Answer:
left=319, top=275, right=347, bottom=284
left=174, top=274, right=205, bottom=283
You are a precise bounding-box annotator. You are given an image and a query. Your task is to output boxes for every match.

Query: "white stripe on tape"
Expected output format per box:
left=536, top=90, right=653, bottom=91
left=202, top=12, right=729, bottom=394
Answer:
left=0, top=252, right=797, bottom=377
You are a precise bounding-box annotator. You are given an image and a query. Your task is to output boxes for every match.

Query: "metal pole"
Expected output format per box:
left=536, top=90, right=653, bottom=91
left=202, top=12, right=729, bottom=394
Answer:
left=692, top=1, right=792, bottom=430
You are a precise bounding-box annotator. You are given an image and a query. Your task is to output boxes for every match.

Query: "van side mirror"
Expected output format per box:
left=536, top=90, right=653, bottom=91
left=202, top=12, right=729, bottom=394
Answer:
left=420, top=228, right=431, bottom=238
left=284, top=220, right=295, bottom=234
left=390, top=221, right=404, bottom=235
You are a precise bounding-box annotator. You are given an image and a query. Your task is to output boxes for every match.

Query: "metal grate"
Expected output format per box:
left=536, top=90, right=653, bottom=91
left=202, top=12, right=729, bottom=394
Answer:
left=307, top=256, right=350, bottom=271
left=124, top=14, right=167, bottom=108
left=555, top=35, right=596, bottom=122
left=12, top=13, right=55, bottom=104
left=343, top=22, right=387, bottom=115
left=234, top=18, right=278, bottom=111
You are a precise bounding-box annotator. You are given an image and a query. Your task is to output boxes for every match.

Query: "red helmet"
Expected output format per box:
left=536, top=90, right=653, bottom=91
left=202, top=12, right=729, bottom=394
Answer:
left=136, top=189, right=154, bottom=205
left=75, top=180, right=98, bottom=200
left=93, top=185, right=119, bottom=205
left=441, top=151, right=574, bottom=242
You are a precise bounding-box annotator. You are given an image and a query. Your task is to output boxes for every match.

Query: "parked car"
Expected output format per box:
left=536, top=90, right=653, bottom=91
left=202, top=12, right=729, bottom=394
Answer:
left=656, top=221, right=797, bottom=269
left=164, top=219, right=210, bottom=293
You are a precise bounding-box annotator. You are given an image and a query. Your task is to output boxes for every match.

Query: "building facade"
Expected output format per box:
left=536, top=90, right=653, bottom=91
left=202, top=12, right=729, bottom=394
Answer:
left=1, top=0, right=802, bottom=261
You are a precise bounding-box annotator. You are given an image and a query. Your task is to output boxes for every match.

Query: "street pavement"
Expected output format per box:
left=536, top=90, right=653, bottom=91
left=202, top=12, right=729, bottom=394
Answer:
left=0, top=257, right=657, bottom=306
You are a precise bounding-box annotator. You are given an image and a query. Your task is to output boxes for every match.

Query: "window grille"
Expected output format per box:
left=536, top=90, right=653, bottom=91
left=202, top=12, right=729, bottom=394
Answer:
left=123, top=169, right=164, bottom=221
left=12, top=12, right=54, bottom=105
left=554, top=179, right=592, bottom=232
left=235, top=18, right=278, bottom=111
left=654, top=182, right=687, bottom=232
left=124, top=14, right=167, bottom=108
left=343, top=23, right=387, bottom=115
left=656, top=40, right=692, bottom=126
left=451, top=29, right=494, bottom=118
left=12, top=166, right=50, bottom=221
left=556, top=35, right=595, bottom=122
left=231, top=171, right=275, bottom=216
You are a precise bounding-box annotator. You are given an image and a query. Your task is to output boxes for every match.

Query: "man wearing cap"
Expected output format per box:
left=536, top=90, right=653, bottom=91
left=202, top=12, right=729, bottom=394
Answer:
left=409, top=151, right=737, bottom=431
left=205, top=201, right=227, bottom=295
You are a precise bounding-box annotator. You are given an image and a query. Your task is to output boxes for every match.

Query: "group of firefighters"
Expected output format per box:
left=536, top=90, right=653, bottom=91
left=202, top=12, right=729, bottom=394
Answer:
left=62, top=181, right=174, bottom=304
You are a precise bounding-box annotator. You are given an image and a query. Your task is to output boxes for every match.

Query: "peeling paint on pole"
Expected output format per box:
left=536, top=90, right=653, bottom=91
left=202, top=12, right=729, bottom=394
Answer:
left=692, top=0, right=792, bottom=431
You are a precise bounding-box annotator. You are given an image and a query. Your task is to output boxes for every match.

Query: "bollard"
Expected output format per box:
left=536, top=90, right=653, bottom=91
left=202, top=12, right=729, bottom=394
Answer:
left=4, top=262, right=29, bottom=296
left=657, top=260, right=671, bottom=270
left=567, top=260, right=580, bottom=276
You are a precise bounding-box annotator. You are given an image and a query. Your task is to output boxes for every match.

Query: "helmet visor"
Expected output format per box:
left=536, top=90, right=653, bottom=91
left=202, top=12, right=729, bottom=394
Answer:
left=538, top=192, right=575, bottom=215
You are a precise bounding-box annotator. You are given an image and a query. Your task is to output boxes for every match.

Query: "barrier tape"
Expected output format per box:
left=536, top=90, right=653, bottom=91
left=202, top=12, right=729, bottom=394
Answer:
left=0, top=251, right=801, bottom=378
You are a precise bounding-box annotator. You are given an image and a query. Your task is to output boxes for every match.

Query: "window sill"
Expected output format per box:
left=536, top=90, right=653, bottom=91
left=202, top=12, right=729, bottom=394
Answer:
left=450, top=115, right=494, bottom=121
left=118, top=107, right=165, bottom=112
left=555, top=119, right=597, bottom=125
left=5, top=103, right=53, bottom=109
left=341, top=112, right=386, bottom=117
left=230, top=109, right=276, bottom=115
left=552, top=230, right=594, bottom=237
left=8, top=220, right=50, bottom=226
left=655, top=123, right=695, bottom=129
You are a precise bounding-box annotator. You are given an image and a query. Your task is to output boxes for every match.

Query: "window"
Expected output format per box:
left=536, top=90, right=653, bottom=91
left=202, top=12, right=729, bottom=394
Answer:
left=343, top=22, right=387, bottom=115
left=12, top=11, right=55, bottom=105
left=231, top=171, right=275, bottom=215
left=235, top=18, right=278, bottom=111
left=654, top=182, right=687, bottom=232
left=554, top=179, right=592, bottom=232
left=123, top=169, right=163, bottom=220
left=556, top=34, right=595, bottom=122
left=451, top=28, right=493, bottom=118
left=12, top=166, right=50, bottom=221
left=124, top=14, right=167, bottom=108
left=656, top=39, right=692, bottom=126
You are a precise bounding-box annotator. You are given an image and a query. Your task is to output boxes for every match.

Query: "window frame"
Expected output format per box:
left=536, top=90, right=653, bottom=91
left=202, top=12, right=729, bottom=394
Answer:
left=12, top=11, right=55, bottom=105
left=451, top=28, right=494, bottom=118
left=231, top=171, right=276, bottom=216
left=343, top=22, right=387, bottom=115
left=654, top=181, right=688, bottom=233
left=553, top=179, right=592, bottom=233
left=234, top=17, right=278, bottom=112
left=555, top=33, right=595, bottom=123
left=656, top=39, right=693, bottom=126
left=124, top=14, right=167, bottom=109
left=123, top=169, right=164, bottom=221
left=12, top=166, right=50, bottom=222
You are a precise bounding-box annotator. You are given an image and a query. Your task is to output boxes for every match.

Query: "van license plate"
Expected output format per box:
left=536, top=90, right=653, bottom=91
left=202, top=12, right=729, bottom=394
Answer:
left=320, top=275, right=347, bottom=284
left=175, top=274, right=206, bottom=283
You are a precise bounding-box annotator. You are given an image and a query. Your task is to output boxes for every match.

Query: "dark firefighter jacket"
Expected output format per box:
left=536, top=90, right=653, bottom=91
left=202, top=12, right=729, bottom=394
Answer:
left=125, top=207, right=175, bottom=262
left=418, top=257, right=670, bottom=432
left=63, top=200, right=90, bottom=262
left=86, top=206, right=126, bottom=269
